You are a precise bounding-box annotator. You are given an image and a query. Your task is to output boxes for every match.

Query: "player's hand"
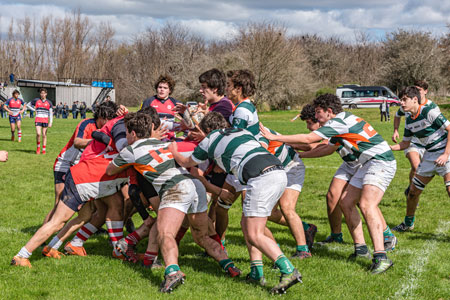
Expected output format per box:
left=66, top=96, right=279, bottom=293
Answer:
left=189, top=130, right=206, bottom=142
left=116, top=105, right=128, bottom=116
left=435, top=153, right=449, bottom=167
left=392, top=130, right=399, bottom=143
left=152, top=124, right=168, bottom=140
left=48, top=123, right=52, bottom=128
left=174, top=103, right=187, bottom=114
left=259, top=123, right=277, bottom=140
left=219, top=188, right=234, bottom=204
left=0, top=150, right=8, bottom=162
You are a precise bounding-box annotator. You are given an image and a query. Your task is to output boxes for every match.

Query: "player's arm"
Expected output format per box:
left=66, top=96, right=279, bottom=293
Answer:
left=168, top=142, right=199, bottom=168
left=48, top=107, right=53, bottom=127
left=298, top=143, right=338, bottom=158
left=260, top=123, right=322, bottom=144
left=392, top=115, right=402, bottom=143
left=106, top=147, right=134, bottom=175
left=106, top=162, right=126, bottom=176
left=73, top=138, right=92, bottom=149
left=390, top=140, right=410, bottom=151
left=91, top=130, right=111, bottom=145
left=289, top=140, right=326, bottom=151
left=3, top=101, right=11, bottom=114
left=435, top=124, right=450, bottom=166
left=189, top=167, right=233, bottom=201
left=19, top=100, right=26, bottom=114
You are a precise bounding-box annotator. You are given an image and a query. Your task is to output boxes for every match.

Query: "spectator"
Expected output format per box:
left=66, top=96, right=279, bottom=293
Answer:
left=28, top=102, right=35, bottom=118
left=0, top=101, right=5, bottom=118
left=79, top=101, right=87, bottom=119
left=62, top=103, right=69, bottom=119
left=379, top=100, right=390, bottom=122
left=9, top=73, right=15, bottom=85
left=72, top=101, right=78, bottom=119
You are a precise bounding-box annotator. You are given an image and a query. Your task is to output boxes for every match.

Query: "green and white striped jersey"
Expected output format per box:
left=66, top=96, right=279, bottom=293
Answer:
left=314, top=112, right=395, bottom=164
left=396, top=99, right=437, bottom=148
left=229, top=99, right=260, bottom=135
left=259, top=127, right=297, bottom=167
left=112, top=138, right=193, bottom=196
left=403, top=104, right=450, bottom=153
left=191, top=128, right=280, bottom=184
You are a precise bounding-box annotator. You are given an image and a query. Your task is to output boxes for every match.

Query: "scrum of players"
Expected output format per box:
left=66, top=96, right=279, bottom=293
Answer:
left=9, top=69, right=450, bottom=295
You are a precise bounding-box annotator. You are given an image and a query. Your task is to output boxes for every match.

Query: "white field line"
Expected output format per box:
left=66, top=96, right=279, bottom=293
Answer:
left=390, top=221, right=450, bottom=300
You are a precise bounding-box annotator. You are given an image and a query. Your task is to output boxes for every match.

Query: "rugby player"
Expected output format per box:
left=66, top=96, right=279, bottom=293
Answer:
left=31, top=88, right=53, bottom=154
left=261, top=94, right=397, bottom=274
left=170, top=112, right=302, bottom=295
left=390, top=86, right=450, bottom=231
left=106, top=112, right=241, bottom=293
left=392, top=80, right=433, bottom=197
left=4, top=90, right=25, bottom=142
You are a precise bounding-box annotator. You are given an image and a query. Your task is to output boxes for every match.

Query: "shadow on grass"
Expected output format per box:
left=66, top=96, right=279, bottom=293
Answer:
left=15, top=149, right=37, bottom=154
left=404, top=231, right=450, bottom=243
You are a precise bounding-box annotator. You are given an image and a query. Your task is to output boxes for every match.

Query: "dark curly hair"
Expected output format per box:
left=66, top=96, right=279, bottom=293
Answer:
left=154, top=74, right=175, bottom=94
left=94, top=102, right=117, bottom=120
left=313, top=94, right=343, bottom=114
left=413, top=79, right=428, bottom=91
left=399, top=86, right=422, bottom=104
left=138, top=106, right=161, bottom=129
left=199, top=111, right=230, bottom=134
left=300, top=103, right=318, bottom=123
left=226, top=69, right=256, bottom=98
left=199, top=68, right=226, bottom=96
left=124, top=112, right=152, bottom=138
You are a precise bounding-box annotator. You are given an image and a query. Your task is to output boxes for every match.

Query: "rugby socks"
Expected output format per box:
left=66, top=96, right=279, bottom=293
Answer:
left=143, top=251, right=158, bottom=267
left=17, top=247, right=32, bottom=259
left=72, top=223, right=98, bottom=247
left=296, top=245, right=310, bottom=253
left=219, top=258, right=236, bottom=272
left=302, top=222, right=310, bottom=230
left=373, top=250, right=387, bottom=260
left=106, top=220, right=123, bottom=256
left=405, top=215, right=415, bottom=227
left=331, top=232, right=343, bottom=242
left=48, top=236, right=63, bottom=250
left=249, top=260, right=264, bottom=280
left=36, top=142, right=41, bottom=154
left=355, top=243, right=369, bottom=255
left=210, top=233, right=225, bottom=250
left=175, top=226, right=188, bottom=245
left=274, top=254, right=295, bottom=275
left=165, top=264, right=181, bottom=276
left=18, top=130, right=22, bottom=142
left=125, top=231, right=142, bottom=246
left=383, top=226, right=394, bottom=237
left=42, top=145, right=46, bottom=154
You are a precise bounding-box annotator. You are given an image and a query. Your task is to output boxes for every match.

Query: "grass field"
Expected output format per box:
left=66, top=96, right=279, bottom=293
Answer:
left=0, top=107, right=449, bottom=300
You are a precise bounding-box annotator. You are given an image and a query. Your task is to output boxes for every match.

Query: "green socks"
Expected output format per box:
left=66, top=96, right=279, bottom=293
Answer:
left=405, top=215, right=415, bottom=227
left=274, top=254, right=295, bottom=275
left=296, top=245, right=310, bottom=252
left=331, top=232, right=344, bottom=242
left=250, top=260, right=264, bottom=280
left=165, top=264, right=180, bottom=276
left=383, top=226, right=394, bottom=237
left=219, top=258, right=235, bottom=271
left=302, top=221, right=310, bottom=230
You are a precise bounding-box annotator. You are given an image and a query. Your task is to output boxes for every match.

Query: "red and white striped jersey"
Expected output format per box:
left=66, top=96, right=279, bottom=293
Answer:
left=5, top=97, right=24, bottom=116
left=32, top=98, right=53, bottom=123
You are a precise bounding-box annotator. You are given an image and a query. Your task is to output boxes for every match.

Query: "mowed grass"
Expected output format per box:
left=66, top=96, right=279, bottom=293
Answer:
left=0, top=107, right=450, bottom=300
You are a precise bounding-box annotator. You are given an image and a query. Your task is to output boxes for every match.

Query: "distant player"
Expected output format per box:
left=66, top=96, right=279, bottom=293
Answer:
left=391, top=86, right=450, bottom=231
left=31, top=88, right=53, bottom=154
left=4, top=90, right=25, bottom=142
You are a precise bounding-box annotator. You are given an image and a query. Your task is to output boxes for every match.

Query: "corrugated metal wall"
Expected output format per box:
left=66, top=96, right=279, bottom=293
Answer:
left=56, top=86, right=98, bottom=106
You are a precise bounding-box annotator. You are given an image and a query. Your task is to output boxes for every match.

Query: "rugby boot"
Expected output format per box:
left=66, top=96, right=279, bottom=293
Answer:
left=64, top=241, right=87, bottom=256
left=42, top=246, right=64, bottom=259
left=10, top=256, right=32, bottom=268
left=160, top=271, right=186, bottom=293
left=245, top=273, right=267, bottom=287
left=291, top=250, right=312, bottom=260
left=369, top=257, right=393, bottom=274
left=384, top=235, right=398, bottom=252
left=392, top=222, right=414, bottom=232
left=270, top=268, right=302, bottom=295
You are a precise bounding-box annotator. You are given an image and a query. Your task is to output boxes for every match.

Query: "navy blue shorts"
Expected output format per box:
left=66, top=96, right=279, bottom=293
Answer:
left=60, top=171, right=84, bottom=212
left=35, top=122, right=48, bottom=127
left=9, top=115, right=21, bottom=123
left=54, top=171, right=67, bottom=184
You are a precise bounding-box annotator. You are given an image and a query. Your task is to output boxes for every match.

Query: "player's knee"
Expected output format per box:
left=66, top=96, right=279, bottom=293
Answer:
left=412, top=177, right=426, bottom=192
left=445, top=181, right=450, bottom=197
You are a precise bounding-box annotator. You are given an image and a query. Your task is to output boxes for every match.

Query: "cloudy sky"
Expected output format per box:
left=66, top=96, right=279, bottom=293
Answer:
left=0, top=0, right=449, bottom=42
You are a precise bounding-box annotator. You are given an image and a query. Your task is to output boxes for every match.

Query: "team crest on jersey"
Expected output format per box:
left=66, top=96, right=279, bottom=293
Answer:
left=167, top=105, right=172, bottom=109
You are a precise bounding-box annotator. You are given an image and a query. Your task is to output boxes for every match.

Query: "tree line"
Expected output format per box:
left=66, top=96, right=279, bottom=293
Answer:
left=1, top=11, right=449, bottom=110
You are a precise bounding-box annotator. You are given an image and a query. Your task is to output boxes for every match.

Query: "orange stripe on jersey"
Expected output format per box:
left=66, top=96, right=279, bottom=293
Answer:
left=334, top=133, right=370, bottom=150
left=119, top=162, right=157, bottom=174
left=267, top=140, right=283, bottom=154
